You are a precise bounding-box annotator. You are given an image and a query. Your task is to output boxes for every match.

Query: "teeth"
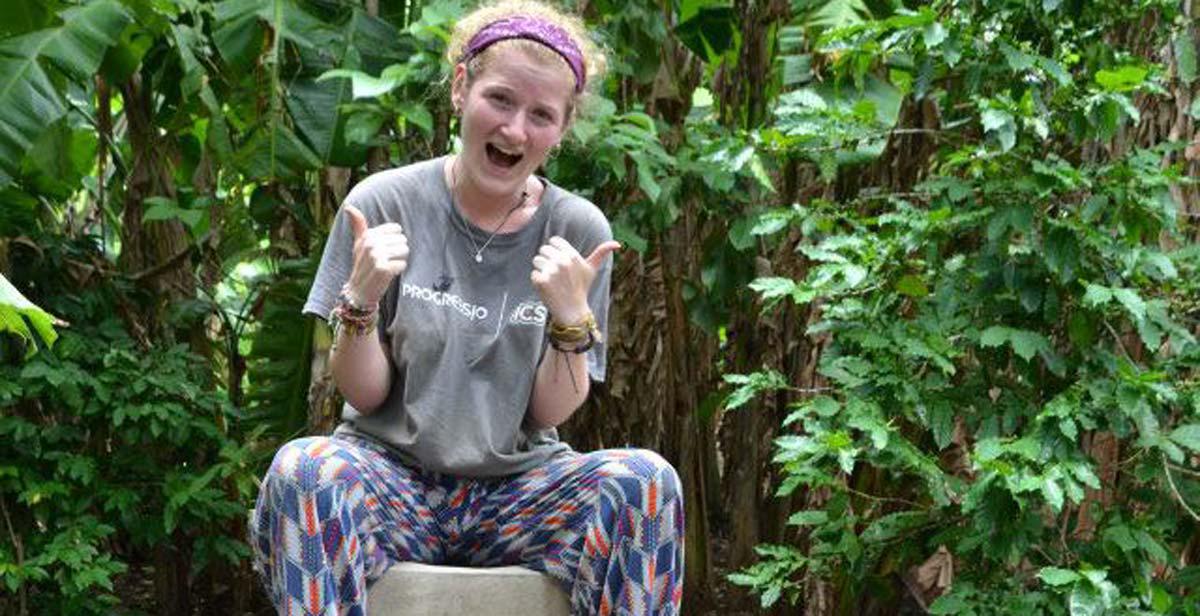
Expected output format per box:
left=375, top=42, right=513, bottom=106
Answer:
left=491, top=144, right=522, bottom=157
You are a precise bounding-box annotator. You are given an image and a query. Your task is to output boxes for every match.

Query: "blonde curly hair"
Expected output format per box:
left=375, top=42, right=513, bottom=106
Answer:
left=446, top=0, right=607, bottom=120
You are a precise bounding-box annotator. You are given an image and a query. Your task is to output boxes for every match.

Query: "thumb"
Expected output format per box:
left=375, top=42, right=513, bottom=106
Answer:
left=584, top=241, right=621, bottom=270
left=344, top=205, right=369, bottom=241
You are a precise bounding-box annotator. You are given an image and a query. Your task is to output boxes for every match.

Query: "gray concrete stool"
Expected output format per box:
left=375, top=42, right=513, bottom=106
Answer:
left=369, top=562, right=571, bottom=616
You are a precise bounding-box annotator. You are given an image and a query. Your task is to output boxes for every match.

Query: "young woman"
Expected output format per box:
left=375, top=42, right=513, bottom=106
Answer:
left=250, top=2, right=685, bottom=614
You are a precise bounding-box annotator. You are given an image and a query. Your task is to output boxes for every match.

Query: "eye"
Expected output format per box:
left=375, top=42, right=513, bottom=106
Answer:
left=532, top=108, right=557, bottom=125
left=488, top=92, right=513, bottom=107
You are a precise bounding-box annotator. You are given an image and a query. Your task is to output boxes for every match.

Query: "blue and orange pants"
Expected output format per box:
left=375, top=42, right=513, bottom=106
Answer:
left=250, top=434, right=684, bottom=615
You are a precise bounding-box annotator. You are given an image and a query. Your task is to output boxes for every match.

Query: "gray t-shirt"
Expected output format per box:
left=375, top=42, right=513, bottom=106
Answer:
left=303, top=157, right=612, bottom=477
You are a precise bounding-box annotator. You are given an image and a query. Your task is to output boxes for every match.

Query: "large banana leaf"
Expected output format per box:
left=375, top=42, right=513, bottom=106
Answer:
left=797, top=0, right=871, bottom=32
left=0, top=0, right=131, bottom=183
left=0, top=273, right=58, bottom=358
left=214, top=0, right=333, bottom=181
left=243, top=258, right=316, bottom=440
left=0, top=0, right=58, bottom=38
left=287, top=9, right=407, bottom=168
left=233, top=124, right=322, bottom=181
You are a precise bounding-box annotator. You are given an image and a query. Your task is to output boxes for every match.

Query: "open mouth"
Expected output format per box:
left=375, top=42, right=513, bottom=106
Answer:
left=486, top=143, right=523, bottom=168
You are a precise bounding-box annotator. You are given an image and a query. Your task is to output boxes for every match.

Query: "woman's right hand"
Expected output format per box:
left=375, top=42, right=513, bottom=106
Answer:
left=344, top=205, right=409, bottom=307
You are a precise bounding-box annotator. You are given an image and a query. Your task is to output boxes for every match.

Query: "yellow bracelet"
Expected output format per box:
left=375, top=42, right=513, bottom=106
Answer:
left=548, top=312, right=602, bottom=348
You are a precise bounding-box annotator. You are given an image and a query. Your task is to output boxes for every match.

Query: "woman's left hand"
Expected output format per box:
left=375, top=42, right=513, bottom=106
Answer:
left=531, top=236, right=620, bottom=324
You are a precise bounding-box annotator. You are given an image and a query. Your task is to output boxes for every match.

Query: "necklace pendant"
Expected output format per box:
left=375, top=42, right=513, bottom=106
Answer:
left=474, top=253, right=483, bottom=263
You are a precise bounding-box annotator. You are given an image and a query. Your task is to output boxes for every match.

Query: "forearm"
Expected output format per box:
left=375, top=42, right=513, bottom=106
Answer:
left=329, top=326, right=393, bottom=414
left=528, top=347, right=590, bottom=428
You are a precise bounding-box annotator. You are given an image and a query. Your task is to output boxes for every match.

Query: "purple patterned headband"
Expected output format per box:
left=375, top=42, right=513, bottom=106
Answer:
left=463, top=16, right=586, bottom=93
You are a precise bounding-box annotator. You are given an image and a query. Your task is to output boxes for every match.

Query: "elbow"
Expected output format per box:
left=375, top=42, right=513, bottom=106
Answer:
left=343, top=393, right=382, bottom=415
left=336, top=381, right=389, bottom=415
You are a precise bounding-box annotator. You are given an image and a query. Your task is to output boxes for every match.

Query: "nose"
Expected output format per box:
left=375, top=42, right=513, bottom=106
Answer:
left=497, top=112, right=528, bottom=146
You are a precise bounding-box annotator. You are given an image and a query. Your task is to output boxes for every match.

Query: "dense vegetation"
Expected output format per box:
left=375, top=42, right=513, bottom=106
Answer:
left=1, top=0, right=1197, bottom=614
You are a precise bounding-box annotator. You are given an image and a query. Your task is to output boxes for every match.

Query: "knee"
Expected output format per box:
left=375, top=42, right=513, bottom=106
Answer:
left=601, top=449, right=682, bottom=512
left=264, top=436, right=360, bottom=493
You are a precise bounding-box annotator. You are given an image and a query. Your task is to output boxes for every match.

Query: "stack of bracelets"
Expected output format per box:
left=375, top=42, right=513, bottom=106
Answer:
left=331, top=286, right=379, bottom=337
left=548, top=311, right=602, bottom=353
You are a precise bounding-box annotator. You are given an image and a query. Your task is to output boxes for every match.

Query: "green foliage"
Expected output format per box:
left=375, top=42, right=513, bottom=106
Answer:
left=0, top=319, right=260, bottom=613
left=0, top=0, right=1196, bottom=612
left=243, top=257, right=318, bottom=440
left=0, top=0, right=131, bottom=183
left=726, top=0, right=1200, bottom=612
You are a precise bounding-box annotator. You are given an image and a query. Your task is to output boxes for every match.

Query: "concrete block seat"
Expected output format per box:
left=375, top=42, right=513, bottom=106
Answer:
left=369, top=562, right=570, bottom=615
left=249, top=508, right=570, bottom=615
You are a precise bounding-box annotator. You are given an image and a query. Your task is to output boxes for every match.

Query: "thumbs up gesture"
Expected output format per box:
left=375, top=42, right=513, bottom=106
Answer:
left=531, top=236, right=620, bottom=324
left=343, top=205, right=409, bottom=307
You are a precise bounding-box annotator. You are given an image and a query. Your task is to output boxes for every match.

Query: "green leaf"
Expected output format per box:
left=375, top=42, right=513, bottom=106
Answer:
left=1042, top=477, right=1064, bottom=512
left=1082, top=284, right=1112, bottom=307
left=806, top=0, right=870, bottom=31
left=1044, top=227, right=1081, bottom=282
left=0, top=0, right=132, bottom=179
left=1095, top=65, right=1149, bottom=92
left=318, top=68, right=403, bottom=99
left=1142, top=252, right=1178, bottom=280
left=673, top=4, right=738, bottom=62
left=1040, top=57, right=1072, bottom=87
left=1008, top=329, right=1048, bottom=361
left=750, top=277, right=801, bottom=305
left=1001, top=43, right=1035, bottom=72
left=750, top=209, right=795, bottom=237
left=980, top=326, right=1009, bottom=348
left=1069, top=585, right=1105, bottom=616
left=981, top=108, right=1016, bottom=151
left=895, top=274, right=929, bottom=298
left=1112, top=288, right=1146, bottom=322
left=928, top=594, right=970, bottom=614
left=760, top=583, right=782, bottom=607
left=922, top=22, right=946, bottom=48
left=1102, top=525, right=1138, bottom=553
left=787, top=510, right=829, bottom=526
left=723, top=369, right=789, bottom=410
left=341, top=108, right=386, bottom=147
left=234, top=124, right=322, bottom=181
left=860, top=511, right=928, bottom=543
left=1169, top=424, right=1200, bottom=453
left=1039, top=567, right=1081, bottom=586
left=288, top=79, right=366, bottom=167
left=397, top=102, right=433, bottom=134
left=0, top=273, right=59, bottom=357
left=1175, top=31, right=1197, bottom=84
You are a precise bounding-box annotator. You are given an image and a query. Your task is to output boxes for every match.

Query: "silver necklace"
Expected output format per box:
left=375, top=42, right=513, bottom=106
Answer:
left=450, top=160, right=528, bottom=263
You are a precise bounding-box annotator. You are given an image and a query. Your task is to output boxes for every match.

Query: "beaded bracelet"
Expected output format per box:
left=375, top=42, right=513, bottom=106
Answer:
left=331, top=301, right=378, bottom=337
left=331, top=285, right=379, bottom=338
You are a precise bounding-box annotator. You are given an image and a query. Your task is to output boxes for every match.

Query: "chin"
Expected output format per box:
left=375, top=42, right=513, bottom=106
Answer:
left=477, top=159, right=533, bottom=190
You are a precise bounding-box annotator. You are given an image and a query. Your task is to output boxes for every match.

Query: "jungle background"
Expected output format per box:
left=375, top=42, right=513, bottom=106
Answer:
left=2, top=0, right=1200, bottom=614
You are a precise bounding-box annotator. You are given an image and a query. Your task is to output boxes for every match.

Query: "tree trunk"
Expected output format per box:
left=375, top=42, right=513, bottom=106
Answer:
left=117, top=72, right=191, bottom=342
left=659, top=214, right=715, bottom=608
left=153, top=542, right=190, bottom=616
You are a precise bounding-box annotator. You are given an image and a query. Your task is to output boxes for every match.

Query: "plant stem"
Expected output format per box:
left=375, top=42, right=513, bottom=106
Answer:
left=1163, top=455, right=1200, bottom=522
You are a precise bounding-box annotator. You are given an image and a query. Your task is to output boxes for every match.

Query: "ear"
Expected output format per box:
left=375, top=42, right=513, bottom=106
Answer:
left=450, top=63, right=467, bottom=112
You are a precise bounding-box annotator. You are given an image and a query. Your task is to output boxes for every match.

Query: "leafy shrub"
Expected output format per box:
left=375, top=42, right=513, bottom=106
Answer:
left=727, top=0, right=1200, bottom=613
left=0, top=318, right=260, bottom=613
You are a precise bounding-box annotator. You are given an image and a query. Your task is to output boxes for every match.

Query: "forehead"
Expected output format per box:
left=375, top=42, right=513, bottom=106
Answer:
left=472, top=44, right=575, bottom=105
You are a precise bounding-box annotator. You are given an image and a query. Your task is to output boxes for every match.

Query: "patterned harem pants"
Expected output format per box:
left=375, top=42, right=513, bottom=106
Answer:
left=250, top=433, right=684, bottom=615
